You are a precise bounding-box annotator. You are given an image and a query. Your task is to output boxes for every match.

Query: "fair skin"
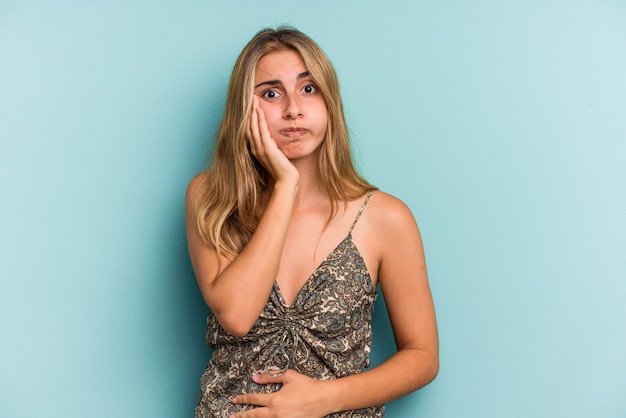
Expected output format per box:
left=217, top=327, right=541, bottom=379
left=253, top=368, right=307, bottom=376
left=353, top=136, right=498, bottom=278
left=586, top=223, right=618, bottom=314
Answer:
left=186, top=49, right=438, bottom=417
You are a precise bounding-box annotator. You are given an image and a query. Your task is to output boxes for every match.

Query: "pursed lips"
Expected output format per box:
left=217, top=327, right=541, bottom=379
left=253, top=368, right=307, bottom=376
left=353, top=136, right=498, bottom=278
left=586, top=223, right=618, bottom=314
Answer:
left=279, top=127, right=307, bottom=138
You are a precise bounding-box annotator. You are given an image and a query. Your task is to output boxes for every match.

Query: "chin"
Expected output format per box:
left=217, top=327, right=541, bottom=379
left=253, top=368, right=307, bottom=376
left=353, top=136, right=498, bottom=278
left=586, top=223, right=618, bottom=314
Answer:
left=284, top=147, right=321, bottom=162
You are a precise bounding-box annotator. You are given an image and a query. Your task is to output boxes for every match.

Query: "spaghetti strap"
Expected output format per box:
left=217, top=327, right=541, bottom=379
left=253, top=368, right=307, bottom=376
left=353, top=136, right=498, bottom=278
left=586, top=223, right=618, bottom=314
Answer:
left=348, top=189, right=376, bottom=235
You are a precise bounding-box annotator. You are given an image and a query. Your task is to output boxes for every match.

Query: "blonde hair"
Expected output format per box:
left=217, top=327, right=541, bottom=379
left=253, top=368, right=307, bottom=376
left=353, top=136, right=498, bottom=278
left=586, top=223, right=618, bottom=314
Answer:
left=193, top=27, right=374, bottom=260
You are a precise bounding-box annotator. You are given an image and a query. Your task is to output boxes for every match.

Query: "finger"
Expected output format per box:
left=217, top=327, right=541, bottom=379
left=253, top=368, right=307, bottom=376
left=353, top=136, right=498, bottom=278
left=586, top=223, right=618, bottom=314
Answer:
left=248, top=96, right=261, bottom=155
left=249, top=97, right=275, bottom=149
left=232, top=392, right=270, bottom=407
left=230, top=407, right=269, bottom=418
left=252, top=370, right=290, bottom=385
left=256, top=105, right=272, bottom=145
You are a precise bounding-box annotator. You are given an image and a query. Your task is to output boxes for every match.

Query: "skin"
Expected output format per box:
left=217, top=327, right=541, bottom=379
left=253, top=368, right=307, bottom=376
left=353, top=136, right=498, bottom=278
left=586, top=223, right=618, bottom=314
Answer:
left=185, top=49, right=439, bottom=417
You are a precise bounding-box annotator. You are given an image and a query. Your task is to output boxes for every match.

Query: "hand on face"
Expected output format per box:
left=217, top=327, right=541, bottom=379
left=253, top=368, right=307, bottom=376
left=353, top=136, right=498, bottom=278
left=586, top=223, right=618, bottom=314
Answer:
left=247, top=95, right=299, bottom=184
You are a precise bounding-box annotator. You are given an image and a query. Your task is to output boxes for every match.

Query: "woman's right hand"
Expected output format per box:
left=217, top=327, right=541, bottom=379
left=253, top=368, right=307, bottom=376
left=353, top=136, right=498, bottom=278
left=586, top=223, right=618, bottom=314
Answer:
left=188, top=96, right=300, bottom=337
left=247, top=95, right=299, bottom=184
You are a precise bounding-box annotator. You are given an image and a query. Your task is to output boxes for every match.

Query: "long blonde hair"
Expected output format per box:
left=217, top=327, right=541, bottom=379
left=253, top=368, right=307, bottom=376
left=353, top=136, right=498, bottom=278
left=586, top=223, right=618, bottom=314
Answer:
left=193, top=27, right=374, bottom=260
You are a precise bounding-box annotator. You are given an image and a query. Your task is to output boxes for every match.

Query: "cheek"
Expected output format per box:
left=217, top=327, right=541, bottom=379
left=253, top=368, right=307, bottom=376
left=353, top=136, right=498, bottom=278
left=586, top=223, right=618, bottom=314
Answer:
left=258, top=104, right=281, bottom=131
left=317, top=107, right=329, bottom=132
left=313, top=98, right=328, bottom=119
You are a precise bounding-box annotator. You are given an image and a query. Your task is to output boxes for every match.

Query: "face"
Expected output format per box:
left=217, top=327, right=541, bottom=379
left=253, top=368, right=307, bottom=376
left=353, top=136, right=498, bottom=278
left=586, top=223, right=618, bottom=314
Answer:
left=253, top=49, right=328, bottom=161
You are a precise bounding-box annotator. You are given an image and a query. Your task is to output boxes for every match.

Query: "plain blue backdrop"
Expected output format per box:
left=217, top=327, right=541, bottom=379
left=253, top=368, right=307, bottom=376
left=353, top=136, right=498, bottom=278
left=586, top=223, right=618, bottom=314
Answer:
left=1, top=1, right=625, bottom=417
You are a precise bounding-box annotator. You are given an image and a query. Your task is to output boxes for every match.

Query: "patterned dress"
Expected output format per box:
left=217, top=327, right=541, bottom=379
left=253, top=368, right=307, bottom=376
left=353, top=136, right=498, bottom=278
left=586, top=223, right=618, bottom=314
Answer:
left=195, top=191, right=384, bottom=417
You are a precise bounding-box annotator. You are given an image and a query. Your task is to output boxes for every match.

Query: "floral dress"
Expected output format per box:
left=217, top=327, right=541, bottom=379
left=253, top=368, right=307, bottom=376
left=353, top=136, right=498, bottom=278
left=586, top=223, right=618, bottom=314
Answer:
left=195, top=191, right=384, bottom=417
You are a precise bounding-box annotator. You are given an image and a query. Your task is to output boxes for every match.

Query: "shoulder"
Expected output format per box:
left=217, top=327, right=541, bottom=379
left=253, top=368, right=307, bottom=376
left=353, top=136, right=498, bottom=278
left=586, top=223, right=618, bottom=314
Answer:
left=355, top=189, right=422, bottom=255
left=365, top=190, right=419, bottom=233
left=352, top=190, right=423, bottom=283
left=186, top=171, right=209, bottom=205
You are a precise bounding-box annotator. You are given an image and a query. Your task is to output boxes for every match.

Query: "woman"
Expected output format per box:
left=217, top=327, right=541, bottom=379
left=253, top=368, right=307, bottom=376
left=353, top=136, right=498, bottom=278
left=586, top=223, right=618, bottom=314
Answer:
left=186, top=27, right=438, bottom=417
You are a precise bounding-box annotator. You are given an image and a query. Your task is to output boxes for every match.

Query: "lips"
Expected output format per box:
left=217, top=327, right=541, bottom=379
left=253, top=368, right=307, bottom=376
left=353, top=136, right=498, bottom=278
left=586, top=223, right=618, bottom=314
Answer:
left=279, top=127, right=307, bottom=137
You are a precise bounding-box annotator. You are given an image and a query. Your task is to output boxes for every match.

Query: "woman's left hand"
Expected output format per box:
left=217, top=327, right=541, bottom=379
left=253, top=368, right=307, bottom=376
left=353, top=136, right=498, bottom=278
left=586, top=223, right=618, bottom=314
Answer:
left=230, top=369, right=332, bottom=418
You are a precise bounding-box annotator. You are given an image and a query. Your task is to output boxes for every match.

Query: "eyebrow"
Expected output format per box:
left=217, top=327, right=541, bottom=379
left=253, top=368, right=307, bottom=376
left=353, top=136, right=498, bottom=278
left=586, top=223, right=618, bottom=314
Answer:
left=254, top=71, right=311, bottom=89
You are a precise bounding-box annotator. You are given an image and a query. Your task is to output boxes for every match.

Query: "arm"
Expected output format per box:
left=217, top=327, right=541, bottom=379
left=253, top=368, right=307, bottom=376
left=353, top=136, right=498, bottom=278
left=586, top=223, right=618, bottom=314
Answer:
left=186, top=98, right=299, bottom=337
left=232, top=193, right=439, bottom=415
left=325, top=194, right=439, bottom=410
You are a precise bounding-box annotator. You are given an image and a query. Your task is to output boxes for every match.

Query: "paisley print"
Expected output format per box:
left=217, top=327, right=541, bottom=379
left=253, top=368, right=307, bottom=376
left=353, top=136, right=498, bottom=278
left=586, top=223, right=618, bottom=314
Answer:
left=195, top=191, right=384, bottom=417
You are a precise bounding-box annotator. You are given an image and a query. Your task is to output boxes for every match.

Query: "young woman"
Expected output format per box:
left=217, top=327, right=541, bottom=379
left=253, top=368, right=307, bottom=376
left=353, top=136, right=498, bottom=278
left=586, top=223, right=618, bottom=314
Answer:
left=186, top=27, right=438, bottom=417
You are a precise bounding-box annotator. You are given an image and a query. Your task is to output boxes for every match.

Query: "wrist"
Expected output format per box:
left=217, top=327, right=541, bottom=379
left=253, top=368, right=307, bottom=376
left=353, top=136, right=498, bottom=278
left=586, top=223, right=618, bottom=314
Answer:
left=273, top=176, right=299, bottom=194
left=319, top=378, right=345, bottom=415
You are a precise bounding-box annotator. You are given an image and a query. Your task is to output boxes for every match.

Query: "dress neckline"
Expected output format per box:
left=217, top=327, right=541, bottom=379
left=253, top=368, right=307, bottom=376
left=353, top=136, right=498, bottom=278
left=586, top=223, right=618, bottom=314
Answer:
left=273, top=235, right=372, bottom=308
left=273, top=190, right=376, bottom=308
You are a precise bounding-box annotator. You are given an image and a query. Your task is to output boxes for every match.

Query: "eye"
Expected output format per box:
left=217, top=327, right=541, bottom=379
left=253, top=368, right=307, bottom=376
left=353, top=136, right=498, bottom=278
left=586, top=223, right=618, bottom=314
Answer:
left=261, top=89, right=281, bottom=101
left=302, top=84, right=317, bottom=94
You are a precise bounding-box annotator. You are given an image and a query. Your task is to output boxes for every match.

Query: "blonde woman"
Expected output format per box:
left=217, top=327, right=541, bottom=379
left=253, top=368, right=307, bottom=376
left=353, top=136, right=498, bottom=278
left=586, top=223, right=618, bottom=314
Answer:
left=186, top=27, right=438, bottom=417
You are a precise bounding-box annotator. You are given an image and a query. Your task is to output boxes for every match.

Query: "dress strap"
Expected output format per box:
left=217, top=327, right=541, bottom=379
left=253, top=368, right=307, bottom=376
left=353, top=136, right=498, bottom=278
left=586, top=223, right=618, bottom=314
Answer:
left=348, top=189, right=376, bottom=235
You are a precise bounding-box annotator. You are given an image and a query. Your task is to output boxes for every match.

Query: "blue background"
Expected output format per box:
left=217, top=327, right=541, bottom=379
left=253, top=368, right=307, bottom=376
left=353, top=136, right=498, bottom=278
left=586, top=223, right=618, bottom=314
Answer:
left=1, top=1, right=625, bottom=417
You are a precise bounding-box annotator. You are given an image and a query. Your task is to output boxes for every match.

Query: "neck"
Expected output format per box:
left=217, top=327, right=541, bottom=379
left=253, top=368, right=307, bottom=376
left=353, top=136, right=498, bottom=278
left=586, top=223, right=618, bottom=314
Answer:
left=289, top=151, right=327, bottom=208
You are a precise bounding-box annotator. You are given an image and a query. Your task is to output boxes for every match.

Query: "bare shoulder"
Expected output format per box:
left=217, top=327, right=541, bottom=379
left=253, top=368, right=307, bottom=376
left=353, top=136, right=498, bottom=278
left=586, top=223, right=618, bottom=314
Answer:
left=365, top=190, right=419, bottom=233
left=354, top=190, right=423, bottom=285
left=185, top=171, right=209, bottom=205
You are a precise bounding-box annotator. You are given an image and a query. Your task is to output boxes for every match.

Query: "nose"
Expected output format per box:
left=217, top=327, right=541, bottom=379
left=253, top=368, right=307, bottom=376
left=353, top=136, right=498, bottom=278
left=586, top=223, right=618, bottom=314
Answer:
left=283, top=94, right=303, bottom=120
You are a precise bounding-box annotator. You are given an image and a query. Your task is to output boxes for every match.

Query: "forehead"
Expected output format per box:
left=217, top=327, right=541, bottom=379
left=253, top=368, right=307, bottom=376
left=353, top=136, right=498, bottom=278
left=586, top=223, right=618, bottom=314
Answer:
left=255, top=49, right=307, bottom=81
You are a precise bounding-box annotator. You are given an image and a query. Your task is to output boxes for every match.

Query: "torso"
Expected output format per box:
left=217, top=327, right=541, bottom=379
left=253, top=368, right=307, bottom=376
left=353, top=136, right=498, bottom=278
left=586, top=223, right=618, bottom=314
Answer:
left=195, top=190, right=385, bottom=417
